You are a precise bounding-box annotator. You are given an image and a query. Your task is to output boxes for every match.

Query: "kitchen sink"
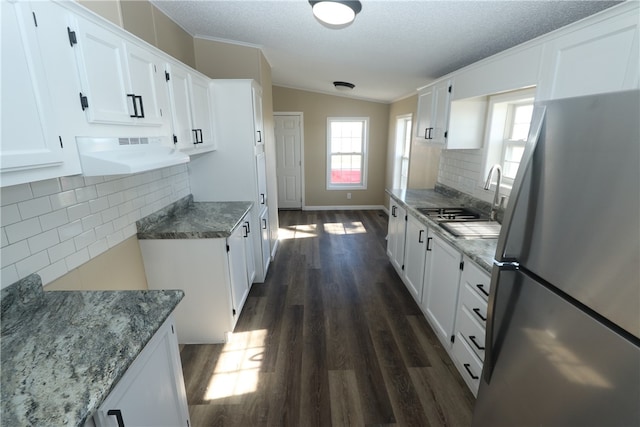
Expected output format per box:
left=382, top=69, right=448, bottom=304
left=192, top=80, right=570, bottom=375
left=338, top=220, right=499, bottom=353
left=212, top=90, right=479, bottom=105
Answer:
left=439, top=220, right=501, bottom=239
left=416, top=207, right=482, bottom=221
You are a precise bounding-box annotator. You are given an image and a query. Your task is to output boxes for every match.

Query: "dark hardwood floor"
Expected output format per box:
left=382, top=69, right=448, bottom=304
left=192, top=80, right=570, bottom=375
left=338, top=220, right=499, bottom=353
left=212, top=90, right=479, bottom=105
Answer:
left=180, top=210, right=475, bottom=426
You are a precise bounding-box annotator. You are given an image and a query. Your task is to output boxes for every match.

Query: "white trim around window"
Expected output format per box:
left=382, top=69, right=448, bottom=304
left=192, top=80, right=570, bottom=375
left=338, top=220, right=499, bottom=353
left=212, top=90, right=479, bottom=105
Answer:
left=326, top=117, right=369, bottom=190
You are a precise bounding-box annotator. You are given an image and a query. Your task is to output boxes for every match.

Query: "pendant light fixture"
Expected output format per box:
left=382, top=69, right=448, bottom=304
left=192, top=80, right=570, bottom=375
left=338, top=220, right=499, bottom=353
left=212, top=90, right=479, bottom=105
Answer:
left=309, top=1, right=362, bottom=27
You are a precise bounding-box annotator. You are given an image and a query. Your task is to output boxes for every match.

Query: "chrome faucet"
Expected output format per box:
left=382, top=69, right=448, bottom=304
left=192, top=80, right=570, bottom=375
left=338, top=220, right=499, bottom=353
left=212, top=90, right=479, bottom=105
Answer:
left=484, top=164, right=504, bottom=221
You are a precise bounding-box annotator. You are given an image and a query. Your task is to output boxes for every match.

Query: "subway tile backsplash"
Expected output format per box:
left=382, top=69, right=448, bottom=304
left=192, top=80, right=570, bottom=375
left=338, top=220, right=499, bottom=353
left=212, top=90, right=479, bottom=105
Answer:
left=0, top=164, right=190, bottom=288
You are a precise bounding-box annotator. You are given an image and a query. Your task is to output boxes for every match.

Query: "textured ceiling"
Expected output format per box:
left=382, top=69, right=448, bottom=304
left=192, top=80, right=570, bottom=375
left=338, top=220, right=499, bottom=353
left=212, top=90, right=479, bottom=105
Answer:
left=151, top=0, right=621, bottom=103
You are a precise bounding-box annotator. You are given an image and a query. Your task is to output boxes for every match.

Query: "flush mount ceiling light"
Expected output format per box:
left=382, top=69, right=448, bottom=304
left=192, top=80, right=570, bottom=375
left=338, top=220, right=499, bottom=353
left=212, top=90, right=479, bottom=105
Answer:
left=309, top=1, right=362, bottom=27
left=334, top=81, right=355, bottom=91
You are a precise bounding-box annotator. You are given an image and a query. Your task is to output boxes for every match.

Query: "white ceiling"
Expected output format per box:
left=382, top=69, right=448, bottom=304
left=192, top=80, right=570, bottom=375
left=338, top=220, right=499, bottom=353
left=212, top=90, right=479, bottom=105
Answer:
left=151, top=0, right=621, bottom=103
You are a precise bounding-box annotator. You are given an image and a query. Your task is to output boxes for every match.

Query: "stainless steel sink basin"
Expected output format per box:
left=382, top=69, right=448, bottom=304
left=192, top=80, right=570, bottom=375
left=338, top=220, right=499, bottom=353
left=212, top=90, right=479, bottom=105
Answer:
left=439, top=220, right=501, bottom=239
left=416, top=207, right=482, bottom=221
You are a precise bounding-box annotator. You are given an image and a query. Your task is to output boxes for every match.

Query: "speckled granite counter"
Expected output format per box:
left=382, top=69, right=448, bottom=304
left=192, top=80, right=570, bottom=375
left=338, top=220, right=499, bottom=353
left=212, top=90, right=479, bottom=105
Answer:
left=137, top=195, right=252, bottom=239
left=387, top=187, right=499, bottom=272
left=0, top=274, right=184, bottom=426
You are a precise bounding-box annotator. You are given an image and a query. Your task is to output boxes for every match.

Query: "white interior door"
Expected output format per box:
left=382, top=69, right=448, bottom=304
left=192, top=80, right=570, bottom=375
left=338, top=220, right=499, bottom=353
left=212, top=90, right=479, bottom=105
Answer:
left=275, top=114, right=302, bottom=209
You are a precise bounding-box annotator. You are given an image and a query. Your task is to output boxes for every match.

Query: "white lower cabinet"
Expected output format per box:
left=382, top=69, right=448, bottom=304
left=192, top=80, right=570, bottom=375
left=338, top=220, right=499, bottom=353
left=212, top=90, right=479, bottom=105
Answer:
left=386, top=203, right=407, bottom=275
left=140, top=221, right=253, bottom=344
left=421, top=233, right=462, bottom=350
left=91, top=315, right=190, bottom=427
left=452, top=256, right=492, bottom=396
left=403, top=213, right=428, bottom=303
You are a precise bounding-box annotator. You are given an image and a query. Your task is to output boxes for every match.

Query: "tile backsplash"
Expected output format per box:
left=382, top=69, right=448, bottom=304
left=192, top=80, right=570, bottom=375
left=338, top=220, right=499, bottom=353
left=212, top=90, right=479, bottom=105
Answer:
left=1, top=165, right=190, bottom=288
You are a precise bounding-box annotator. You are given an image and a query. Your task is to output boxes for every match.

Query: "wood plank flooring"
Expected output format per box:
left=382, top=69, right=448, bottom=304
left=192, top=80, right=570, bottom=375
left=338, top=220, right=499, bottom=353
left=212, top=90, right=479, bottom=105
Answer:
left=180, top=210, right=474, bottom=427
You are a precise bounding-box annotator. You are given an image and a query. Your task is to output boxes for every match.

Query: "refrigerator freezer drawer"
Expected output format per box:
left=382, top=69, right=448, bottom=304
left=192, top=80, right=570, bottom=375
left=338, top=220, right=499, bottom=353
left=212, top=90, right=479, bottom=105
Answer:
left=452, top=331, right=482, bottom=397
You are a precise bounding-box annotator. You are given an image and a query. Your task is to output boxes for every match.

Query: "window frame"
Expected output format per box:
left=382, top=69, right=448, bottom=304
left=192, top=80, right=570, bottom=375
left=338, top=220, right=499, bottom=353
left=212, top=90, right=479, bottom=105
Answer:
left=325, top=117, right=369, bottom=191
left=393, top=114, right=412, bottom=190
left=482, top=88, right=535, bottom=189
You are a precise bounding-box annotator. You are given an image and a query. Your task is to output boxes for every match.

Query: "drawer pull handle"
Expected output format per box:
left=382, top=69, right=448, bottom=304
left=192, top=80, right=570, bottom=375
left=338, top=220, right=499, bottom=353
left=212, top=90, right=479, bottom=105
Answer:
left=473, top=308, right=487, bottom=322
left=476, top=283, right=489, bottom=297
left=463, top=363, right=479, bottom=380
left=469, top=335, right=485, bottom=350
left=418, top=229, right=424, bottom=243
left=107, top=409, right=126, bottom=427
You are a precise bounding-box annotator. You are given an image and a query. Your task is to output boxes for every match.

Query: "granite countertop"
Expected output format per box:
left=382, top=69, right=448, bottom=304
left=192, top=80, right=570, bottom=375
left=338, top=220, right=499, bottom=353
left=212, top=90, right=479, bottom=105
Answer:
left=1, top=274, right=184, bottom=426
left=387, top=187, right=498, bottom=272
left=137, top=195, right=252, bottom=239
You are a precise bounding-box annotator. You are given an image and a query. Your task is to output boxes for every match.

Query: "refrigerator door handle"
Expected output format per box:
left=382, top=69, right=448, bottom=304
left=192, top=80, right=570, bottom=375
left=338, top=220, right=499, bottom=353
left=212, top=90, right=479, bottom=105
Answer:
left=494, top=105, right=546, bottom=262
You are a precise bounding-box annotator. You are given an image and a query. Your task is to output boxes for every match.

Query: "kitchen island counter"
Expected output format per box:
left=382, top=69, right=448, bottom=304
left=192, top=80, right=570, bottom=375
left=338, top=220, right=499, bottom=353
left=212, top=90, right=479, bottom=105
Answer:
left=136, top=195, right=252, bottom=240
left=387, top=187, right=498, bottom=272
left=0, top=274, right=184, bottom=427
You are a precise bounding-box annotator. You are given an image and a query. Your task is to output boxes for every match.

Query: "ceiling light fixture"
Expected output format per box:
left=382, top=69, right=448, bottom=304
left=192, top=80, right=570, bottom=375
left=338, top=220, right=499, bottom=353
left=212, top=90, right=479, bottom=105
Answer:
left=309, top=1, right=362, bottom=27
left=334, top=81, right=355, bottom=91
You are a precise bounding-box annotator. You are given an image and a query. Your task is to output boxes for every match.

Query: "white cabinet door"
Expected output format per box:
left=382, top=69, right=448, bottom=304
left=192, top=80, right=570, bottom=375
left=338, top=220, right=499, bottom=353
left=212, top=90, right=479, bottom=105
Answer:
left=537, top=6, right=639, bottom=101
left=386, top=203, right=407, bottom=274
left=227, top=224, right=249, bottom=324
left=242, top=212, right=256, bottom=285
left=403, top=214, right=428, bottom=303
left=432, top=82, right=451, bottom=144
left=256, top=150, right=268, bottom=208
left=422, top=233, right=462, bottom=349
left=189, top=74, right=215, bottom=149
left=414, top=81, right=451, bottom=144
left=1, top=1, right=64, bottom=172
left=126, top=43, right=167, bottom=126
left=252, top=85, right=264, bottom=146
left=260, top=208, right=271, bottom=275
left=167, top=64, right=192, bottom=148
left=72, top=15, right=133, bottom=125
left=93, top=316, right=190, bottom=427
left=414, top=87, right=434, bottom=140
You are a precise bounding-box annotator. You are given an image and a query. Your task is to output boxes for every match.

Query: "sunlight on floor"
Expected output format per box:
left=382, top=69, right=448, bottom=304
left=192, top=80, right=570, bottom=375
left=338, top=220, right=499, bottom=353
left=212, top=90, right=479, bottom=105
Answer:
left=323, top=221, right=367, bottom=235
left=278, top=224, right=318, bottom=240
left=205, top=329, right=267, bottom=400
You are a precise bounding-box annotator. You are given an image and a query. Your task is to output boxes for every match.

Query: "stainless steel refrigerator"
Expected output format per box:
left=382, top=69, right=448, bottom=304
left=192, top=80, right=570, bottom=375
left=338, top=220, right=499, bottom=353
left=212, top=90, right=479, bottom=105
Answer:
left=472, top=90, right=640, bottom=427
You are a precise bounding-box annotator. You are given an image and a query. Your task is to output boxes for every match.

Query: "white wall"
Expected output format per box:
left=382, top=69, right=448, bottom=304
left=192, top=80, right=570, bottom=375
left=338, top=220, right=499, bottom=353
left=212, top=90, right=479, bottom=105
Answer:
left=1, top=165, right=190, bottom=288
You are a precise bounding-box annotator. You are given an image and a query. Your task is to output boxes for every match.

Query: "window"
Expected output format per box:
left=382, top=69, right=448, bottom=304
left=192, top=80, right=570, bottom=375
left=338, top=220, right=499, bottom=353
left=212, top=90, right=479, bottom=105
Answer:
left=484, top=88, right=535, bottom=187
left=393, top=114, right=412, bottom=190
left=326, top=117, right=368, bottom=190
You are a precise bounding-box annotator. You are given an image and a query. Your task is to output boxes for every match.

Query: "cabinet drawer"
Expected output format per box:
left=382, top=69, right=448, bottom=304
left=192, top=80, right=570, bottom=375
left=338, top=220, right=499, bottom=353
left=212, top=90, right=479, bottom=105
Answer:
left=452, top=332, right=483, bottom=396
left=460, top=282, right=488, bottom=327
left=457, top=305, right=486, bottom=361
left=461, top=257, right=491, bottom=302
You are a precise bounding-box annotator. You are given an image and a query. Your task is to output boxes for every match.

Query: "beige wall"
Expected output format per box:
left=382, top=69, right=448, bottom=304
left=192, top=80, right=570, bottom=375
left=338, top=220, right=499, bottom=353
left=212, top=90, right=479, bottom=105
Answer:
left=45, top=237, right=148, bottom=291
left=194, top=38, right=262, bottom=81
left=83, top=0, right=197, bottom=68
left=273, top=86, right=390, bottom=208
left=78, top=0, right=123, bottom=26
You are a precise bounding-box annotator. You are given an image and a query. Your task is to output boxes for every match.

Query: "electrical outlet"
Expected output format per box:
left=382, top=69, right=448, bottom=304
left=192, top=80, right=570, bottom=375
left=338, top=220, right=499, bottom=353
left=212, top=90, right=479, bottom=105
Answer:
left=347, top=192, right=352, bottom=199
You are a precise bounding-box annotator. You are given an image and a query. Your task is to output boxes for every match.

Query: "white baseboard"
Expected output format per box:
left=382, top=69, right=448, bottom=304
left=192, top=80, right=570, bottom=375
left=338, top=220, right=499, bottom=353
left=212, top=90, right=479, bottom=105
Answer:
left=302, top=205, right=385, bottom=211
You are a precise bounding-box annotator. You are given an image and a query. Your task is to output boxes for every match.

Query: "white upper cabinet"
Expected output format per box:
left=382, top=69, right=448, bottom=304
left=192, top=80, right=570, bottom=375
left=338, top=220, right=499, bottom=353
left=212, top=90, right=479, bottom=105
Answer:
left=166, top=63, right=215, bottom=154
left=1, top=1, right=81, bottom=187
left=414, top=80, right=451, bottom=145
left=71, top=14, right=170, bottom=130
left=537, top=4, right=639, bottom=101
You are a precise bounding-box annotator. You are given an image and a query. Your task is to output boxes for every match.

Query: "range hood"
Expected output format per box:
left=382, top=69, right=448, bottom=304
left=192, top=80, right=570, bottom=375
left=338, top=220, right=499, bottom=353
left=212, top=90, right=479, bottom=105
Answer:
left=76, top=136, right=189, bottom=176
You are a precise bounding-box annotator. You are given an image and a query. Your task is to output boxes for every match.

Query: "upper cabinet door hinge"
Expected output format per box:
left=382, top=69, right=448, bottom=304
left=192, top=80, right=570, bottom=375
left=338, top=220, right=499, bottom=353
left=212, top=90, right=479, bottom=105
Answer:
left=32, top=12, right=38, bottom=27
left=226, top=244, right=230, bottom=252
left=165, top=71, right=170, bottom=81
left=459, top=261, right=464, bottom=271
left=67, top=27, right=77, bottom=47
left=173, top=134, right=178, bottom=144
left=79, top=92, right=88, bottom=111
left=448, top=85, right=452, bottom=93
